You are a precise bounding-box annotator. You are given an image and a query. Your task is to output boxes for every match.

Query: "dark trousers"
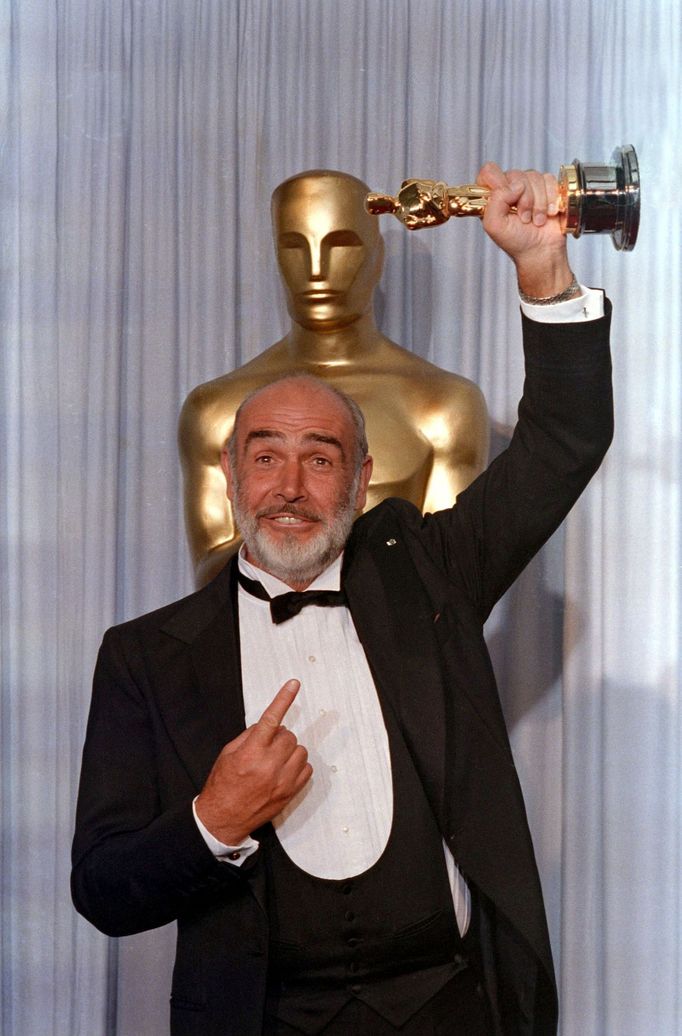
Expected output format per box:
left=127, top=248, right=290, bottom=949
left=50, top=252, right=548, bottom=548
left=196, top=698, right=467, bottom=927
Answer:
left=264, top=965, right=494, bottom=1035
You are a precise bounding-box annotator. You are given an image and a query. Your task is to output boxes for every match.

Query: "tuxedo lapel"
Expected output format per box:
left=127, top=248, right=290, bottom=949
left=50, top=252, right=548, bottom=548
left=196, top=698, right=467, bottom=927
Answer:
left=157, top=562, right=246, bottom=791
left=343, top=516, right=450, bottom=824
left=155, top=562, right=270, bottom=917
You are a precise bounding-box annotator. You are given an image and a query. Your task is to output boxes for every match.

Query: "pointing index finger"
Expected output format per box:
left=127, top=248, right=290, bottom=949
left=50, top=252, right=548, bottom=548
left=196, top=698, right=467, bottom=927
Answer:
left=252, top=679, right=300, bottom=743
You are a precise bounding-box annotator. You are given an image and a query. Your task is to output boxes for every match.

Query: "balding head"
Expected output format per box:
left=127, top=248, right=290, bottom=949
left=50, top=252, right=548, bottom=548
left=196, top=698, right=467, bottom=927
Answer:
left=227, top=373, right=368, bottom=475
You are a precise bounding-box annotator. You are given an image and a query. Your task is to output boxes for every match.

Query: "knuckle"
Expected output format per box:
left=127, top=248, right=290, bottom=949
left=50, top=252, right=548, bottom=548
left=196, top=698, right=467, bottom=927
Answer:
left=279, top=728, right=297, bottom=751
left=291, top=745, right=308, bottom=769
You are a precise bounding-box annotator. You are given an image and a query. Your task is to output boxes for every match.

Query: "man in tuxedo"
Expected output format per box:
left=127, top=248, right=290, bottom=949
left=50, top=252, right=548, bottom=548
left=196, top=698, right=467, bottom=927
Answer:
left=72, top=163, right=613, bottom=1035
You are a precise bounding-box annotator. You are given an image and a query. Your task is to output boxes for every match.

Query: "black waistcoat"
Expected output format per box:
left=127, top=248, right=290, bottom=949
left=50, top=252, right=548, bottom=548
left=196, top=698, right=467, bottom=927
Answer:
left=262, top=692, right=467, bottom=1033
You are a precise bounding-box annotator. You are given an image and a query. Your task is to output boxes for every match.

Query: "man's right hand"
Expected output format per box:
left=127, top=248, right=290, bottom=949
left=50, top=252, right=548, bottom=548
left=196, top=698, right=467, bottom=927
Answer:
left=195, top=679, right=312, bottom=844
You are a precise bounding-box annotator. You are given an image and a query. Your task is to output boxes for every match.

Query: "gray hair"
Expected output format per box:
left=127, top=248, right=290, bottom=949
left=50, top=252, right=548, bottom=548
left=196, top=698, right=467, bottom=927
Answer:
left=226, top=373, right=368, bottom=475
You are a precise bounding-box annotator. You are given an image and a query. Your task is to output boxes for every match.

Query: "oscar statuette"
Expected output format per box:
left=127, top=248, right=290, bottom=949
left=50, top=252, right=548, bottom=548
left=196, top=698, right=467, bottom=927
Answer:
left=366, top=145, right=639, bottom=251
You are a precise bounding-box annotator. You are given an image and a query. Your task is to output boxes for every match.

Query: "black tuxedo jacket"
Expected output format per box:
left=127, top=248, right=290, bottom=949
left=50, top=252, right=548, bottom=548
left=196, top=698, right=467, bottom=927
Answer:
left=72, top=310, right=613, bottom=1036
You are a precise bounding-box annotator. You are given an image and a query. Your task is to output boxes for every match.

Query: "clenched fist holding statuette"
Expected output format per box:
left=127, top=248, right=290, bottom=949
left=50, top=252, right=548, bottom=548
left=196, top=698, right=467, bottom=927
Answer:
left=366, top=144, right=639, bottom=251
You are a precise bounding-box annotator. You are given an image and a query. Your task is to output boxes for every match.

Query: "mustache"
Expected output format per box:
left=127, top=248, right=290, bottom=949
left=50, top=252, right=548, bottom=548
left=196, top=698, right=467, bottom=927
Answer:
left=255, top=504, right=323, bottom=522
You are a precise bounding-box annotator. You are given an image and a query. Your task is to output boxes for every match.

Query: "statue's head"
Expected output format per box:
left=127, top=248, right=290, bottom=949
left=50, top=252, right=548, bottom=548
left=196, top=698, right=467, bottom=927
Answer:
left=271, top=170, right=384, bottom=332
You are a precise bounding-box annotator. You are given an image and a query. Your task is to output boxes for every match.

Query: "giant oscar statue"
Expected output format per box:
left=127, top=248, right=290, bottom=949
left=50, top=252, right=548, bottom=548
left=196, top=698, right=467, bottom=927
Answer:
left=179, top=170, right=489, bottom=587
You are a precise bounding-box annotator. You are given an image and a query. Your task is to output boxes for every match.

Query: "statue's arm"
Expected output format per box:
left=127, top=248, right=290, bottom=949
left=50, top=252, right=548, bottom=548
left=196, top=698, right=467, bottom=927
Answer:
left=178, top=390, right=241, bottom=589
left=420, top=382, right=490, bottom=513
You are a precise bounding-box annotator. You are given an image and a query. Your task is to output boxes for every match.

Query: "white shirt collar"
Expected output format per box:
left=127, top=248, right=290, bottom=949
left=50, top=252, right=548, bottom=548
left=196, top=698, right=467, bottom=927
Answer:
left=237, top=544, right=343, bottom=595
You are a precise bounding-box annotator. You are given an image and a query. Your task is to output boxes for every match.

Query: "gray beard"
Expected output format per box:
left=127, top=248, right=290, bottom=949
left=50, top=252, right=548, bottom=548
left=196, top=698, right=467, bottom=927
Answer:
left=232, top=477, right=359, bottom=588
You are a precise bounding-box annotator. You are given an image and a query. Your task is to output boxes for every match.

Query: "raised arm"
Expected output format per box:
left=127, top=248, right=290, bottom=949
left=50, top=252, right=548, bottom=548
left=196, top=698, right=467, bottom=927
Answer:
left=420, top=163, right=577, bottom=516
left=420, top=163, right=613, bottom=617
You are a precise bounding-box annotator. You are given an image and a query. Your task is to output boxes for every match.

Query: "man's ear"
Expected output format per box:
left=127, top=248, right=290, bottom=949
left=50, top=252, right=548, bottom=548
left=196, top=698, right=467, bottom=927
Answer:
left=354, top=455, right=373, bottom=512
left=220, top=448, right=235, bottom=502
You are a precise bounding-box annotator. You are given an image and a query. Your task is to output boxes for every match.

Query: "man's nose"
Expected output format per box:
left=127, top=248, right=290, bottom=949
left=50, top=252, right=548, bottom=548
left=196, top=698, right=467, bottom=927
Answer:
left=275, top=459, right=307, bottom=501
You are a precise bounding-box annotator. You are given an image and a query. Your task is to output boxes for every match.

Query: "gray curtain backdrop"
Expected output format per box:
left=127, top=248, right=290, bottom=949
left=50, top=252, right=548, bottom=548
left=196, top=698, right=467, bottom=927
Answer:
left=2, top=1, right=680, bottom=1033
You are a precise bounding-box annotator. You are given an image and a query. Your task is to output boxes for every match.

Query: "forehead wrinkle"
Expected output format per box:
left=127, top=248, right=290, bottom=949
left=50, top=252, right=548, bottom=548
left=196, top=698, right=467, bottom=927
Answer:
left=303, top=432, right=345, bottom=457
left=242, top=427, right=346, bottom=455
left=244, top=429, right=285, bottom=447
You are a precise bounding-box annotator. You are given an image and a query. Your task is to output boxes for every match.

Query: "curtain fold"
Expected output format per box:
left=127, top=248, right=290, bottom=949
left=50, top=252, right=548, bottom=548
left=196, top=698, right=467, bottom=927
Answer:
left=2, top=2, right=680, bottom=1033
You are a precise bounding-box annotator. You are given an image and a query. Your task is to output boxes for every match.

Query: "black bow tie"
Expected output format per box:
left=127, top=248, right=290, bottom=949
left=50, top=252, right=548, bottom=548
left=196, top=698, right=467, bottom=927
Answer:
left=237, top=570, right=347, bottom=624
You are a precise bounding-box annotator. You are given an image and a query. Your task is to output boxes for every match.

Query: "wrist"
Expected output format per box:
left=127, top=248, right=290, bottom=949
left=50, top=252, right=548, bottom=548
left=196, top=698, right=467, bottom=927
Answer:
left=515, top=254, right=575, bottom=299
left=518, top=274, right=581, bottom=306
left=195, top=794, right=246, bottom=846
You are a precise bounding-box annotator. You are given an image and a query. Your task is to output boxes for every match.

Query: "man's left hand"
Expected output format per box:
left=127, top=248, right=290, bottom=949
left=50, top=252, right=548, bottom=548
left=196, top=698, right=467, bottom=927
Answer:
left=477, top=162, right=575, bottom=300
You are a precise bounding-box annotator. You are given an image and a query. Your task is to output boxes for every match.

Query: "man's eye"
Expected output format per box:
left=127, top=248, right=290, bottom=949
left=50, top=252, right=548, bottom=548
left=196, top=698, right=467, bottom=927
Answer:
left=312, top=456, right=331, bottom=466
left=254, top=455, right=273, bottom=464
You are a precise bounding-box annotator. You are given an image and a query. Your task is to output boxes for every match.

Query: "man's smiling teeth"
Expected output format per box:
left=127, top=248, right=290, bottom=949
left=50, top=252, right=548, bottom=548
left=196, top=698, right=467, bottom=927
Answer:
left=273, top=515, right=306, bottom=524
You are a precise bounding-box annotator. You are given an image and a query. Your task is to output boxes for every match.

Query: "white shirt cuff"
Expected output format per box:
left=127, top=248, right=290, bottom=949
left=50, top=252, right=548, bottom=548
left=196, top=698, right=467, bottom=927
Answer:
left=192, top=797, right=259, bottom=866
left=520, top=285, right=604, bottom=323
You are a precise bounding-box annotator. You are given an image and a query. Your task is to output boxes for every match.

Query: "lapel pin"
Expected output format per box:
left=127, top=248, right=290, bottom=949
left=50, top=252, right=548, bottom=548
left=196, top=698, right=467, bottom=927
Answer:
left=386, top=538, right=397, bottom=546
